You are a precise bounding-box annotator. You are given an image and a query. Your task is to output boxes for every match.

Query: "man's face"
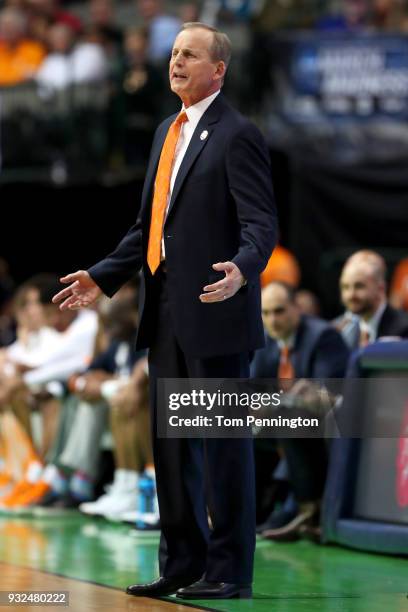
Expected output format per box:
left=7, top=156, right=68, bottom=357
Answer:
left=169, top=28, right=224, bottom=107
left=340, top=263, right=384, bottom=316
left=47, top=24, right=73, bottom=54
left=17, top=288, right=45, bottom=332
left=125, top=31, right=146, bottom=63
left=137, top=0, right=160, bottom=20
left=90, top=0, right=113, bottom=25
left=0, top=12, right=24, bottom=45
left=261, top=285, right=299, bottom=341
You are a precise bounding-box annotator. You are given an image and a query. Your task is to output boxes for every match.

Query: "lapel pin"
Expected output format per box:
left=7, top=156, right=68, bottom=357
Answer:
left=200, top=130, right=208, bottom=141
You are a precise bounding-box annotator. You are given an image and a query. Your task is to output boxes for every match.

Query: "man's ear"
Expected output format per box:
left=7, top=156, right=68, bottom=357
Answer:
left=214, top=61, right=226, bottom=81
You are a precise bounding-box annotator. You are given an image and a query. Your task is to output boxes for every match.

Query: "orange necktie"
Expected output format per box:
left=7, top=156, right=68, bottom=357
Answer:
left=278, top=345, right=295, bottom=380
left=147, top=111, right=188, bottom=274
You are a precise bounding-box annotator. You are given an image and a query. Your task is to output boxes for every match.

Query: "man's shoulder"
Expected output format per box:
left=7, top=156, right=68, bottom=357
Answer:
left=380, top=304, right=408, bottom=337
left=153, top=95, right=266, bottom=153
left=301, top=315, right=332, bottom=335
left=195, top=93, right=262, bottom=139
left=300, top=315, right=343, bottom=346
left=220, top=101, right=263, bottom=136
left=213, top=100, right=269, bottom=163
left=250, top=334, right=279, bottom=376
left=332, top=312, right=346, bottom=326
left=155, top=94, right=257, bottom=132
left=254, top=333, right=279, bottom=357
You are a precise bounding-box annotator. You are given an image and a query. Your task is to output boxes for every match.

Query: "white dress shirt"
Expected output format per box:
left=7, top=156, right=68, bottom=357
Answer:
left=23, top=309, right=99, bottom=387
left=161, top=89, right=220, bottom=258
left=6, top=327, right=61, bottom=370
left=277, top=333, right=296, bottom=352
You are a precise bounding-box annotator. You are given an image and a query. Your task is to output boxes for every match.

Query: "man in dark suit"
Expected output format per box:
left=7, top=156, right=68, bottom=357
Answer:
left=53, top=22, right=277, bottom=599
left=251, top=282, right=349, bottom=540
left=335, top=250, right=408, bottom=349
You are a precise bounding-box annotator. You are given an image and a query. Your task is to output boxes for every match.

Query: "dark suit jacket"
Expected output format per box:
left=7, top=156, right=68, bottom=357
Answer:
left=334, top=304, right=408, bottom=351
left=378, top=304, right=408, bottom=338
left=88, top=93, right=277, bottom=358
left=250, top=315, right=350, bottom=379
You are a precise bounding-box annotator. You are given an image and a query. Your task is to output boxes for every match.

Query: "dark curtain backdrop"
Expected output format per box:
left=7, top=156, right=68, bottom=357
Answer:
left=289, top=156, right=408, bottom=317
left=1, top=180, right=143, bottom=283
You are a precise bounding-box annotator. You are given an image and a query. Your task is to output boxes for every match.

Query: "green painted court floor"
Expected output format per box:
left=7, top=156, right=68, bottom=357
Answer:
left=0, top=513, right=406, bottom=612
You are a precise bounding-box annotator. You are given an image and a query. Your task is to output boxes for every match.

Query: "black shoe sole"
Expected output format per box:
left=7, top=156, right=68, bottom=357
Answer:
left=127, top=587, right=180, bottom=596
left=126, top=578, right=201, bottom=597
left=176, top=588, right=252, bottom=599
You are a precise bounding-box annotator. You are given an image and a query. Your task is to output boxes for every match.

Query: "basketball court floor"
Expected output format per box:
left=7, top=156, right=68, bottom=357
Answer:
left=0, top=513, right=405, bottom=611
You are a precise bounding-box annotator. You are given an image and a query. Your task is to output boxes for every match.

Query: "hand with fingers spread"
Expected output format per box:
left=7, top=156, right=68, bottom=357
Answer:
left=199, top=261, right=246, bottom=303
left=52, top=270, right=102, bottom=311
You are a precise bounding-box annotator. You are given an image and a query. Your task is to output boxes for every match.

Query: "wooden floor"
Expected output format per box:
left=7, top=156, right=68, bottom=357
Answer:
left=0, top=513, right=406, bottom=612
left=0, top=562, right=199, bottom=611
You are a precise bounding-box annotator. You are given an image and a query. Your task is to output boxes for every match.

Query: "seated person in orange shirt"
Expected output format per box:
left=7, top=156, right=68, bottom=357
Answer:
left=261, top=244, right=301, bottom=289
left=0, top=8, right=46, bottom=86
left=390, top=258, right=408, bottom=312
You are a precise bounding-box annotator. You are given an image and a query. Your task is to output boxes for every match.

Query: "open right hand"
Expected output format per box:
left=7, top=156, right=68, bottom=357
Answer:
left=52, top=270, right=102, bottom=311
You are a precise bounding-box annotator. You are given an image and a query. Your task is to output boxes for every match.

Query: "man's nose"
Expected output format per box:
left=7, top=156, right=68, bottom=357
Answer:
left=173, top=52, right=184, bottom=65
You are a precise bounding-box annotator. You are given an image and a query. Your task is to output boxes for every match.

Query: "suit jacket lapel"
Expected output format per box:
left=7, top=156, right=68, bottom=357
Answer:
left=166, top=128, right=212, bottom=219
left=165, top=93, right=226, bottom=221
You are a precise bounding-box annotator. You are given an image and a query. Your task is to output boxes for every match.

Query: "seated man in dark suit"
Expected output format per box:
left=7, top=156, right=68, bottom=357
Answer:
left=334, top=250, right=408, bottom=349
left=251, top=281, right=350, bottom=540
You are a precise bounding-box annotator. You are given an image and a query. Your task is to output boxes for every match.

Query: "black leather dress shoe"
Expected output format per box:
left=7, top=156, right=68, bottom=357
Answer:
left=126, top=576, right=198, bottom=597
left=176, top=580, right=252, bottom=599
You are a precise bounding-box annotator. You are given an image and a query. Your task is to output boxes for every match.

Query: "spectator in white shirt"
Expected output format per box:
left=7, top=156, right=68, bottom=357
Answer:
left=36, top=23, right=108, bottom=91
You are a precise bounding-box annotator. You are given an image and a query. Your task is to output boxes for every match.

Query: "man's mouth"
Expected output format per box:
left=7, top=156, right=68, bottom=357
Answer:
left=172, top=72, right=188, bottom=80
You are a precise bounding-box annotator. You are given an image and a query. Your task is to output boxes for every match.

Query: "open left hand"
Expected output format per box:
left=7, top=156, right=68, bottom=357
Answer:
left=52, top=270, right=102, bottom=311
left=200, top=261, right=245, bottom=303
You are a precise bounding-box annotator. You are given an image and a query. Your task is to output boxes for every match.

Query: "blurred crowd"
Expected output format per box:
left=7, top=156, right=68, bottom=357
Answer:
left=0, top=247, right=407, bottom=539
left=2, top=0, right=408, bottom=89
left=0, top=270, right=157, bottom=527
left=0, top=0, right=190, bottom=170
left=1, top=0, right=408, bottom=171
